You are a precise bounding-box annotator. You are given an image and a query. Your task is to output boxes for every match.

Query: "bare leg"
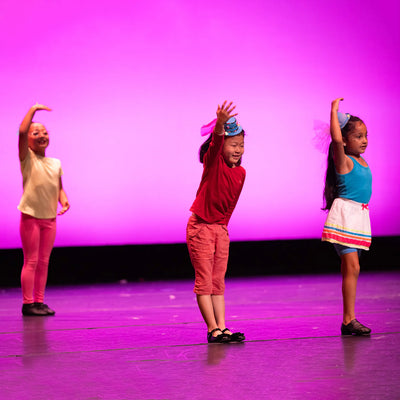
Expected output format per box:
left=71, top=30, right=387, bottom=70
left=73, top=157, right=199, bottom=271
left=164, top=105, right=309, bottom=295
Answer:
left=197, top=295, right=219, bottom=336
left=341, top=252, right=360, bottom=325
left=212, top=294, right=244, bottom=341
left=211, top=295, right=229, bottom=332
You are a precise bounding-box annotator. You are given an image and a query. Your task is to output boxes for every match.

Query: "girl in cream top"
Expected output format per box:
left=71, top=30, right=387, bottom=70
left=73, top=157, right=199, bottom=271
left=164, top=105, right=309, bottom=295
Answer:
left=18, top=103, right=70, bottom=316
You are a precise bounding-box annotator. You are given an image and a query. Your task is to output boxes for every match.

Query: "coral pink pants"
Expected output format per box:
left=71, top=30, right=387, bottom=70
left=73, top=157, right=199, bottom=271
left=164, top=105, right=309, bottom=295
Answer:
left=186, top=214, right=230, bottom=295
left=20, top=213, right=56, bottom=304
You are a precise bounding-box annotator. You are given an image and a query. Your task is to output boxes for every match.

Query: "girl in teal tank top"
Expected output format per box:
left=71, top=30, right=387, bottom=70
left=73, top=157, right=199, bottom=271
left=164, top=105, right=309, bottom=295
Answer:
left=322, top=98, right=372, bottom=336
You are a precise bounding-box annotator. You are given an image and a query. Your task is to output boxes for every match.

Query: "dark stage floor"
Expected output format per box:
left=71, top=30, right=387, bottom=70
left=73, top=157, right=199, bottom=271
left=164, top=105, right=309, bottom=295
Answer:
left=1, top=272, right=399, bottom=399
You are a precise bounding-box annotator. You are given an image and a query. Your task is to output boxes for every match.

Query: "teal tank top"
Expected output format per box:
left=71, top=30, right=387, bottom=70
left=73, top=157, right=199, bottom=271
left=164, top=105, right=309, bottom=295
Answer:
left=336, top=156, right=372, bottom=203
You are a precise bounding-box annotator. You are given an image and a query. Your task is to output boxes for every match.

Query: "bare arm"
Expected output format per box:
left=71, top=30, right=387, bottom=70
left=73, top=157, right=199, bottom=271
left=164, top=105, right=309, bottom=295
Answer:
left=18, top=104, right=51, bottom=161
left=330, top=98, right=352, bottom=174
left=58, top=178, right=70, bottom=215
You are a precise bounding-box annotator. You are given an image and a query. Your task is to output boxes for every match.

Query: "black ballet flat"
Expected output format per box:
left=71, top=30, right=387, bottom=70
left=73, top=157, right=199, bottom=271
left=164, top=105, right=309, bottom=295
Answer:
left=34, top=303, right=56, bottom=316
left=221, top=328, right=245, bottom=342
left=341, top=319, right=371, bottom=336
left=207, top=328, right=230, bottom=343
left=22, top=303, right=48, bottom=316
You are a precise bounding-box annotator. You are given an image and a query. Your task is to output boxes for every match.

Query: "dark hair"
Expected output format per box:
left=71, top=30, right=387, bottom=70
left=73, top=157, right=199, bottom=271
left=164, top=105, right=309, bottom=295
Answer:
left=199, top=134, right=213, bottom=163
left=199, top=131, right=245, bottom=166
left=322, top=116, right=364, bottom=210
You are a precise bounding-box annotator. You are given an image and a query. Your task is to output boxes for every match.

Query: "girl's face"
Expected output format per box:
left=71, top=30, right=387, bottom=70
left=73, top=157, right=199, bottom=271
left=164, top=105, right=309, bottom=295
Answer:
left=28, top=123, right=49, bottom=155
left=222, top=134, right=244, bottom=167
left=343, top=122, right=368, bottom=156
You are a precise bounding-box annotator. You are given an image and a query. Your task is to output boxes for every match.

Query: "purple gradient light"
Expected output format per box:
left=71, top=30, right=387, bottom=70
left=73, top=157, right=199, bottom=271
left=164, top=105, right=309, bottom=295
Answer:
left=1, top=0, right=399, bottom=248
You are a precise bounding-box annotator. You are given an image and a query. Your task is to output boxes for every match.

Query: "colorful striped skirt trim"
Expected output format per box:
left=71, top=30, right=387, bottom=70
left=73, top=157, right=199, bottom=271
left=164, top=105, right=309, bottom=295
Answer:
left=322, top=198, right=371, bottom=251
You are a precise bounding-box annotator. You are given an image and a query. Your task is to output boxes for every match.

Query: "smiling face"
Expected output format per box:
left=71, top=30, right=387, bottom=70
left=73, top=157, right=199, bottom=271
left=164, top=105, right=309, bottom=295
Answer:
left=28, top=123, right=49, bottom=156
left=343, top=121, right=368, bottom=156
left=222, top=134, right=244, bottom=167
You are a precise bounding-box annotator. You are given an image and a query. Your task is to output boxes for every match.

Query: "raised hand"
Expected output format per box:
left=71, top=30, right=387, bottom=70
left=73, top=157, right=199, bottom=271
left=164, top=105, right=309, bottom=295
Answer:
left=33, top=104, right=52, bottom=112
left=330, top=97, right=351, bottom=174
left=19, top=104, right=52, bottom=135
left=331, top=98, right=343, bottom=113
left=216, top=101, right=238, bottom=125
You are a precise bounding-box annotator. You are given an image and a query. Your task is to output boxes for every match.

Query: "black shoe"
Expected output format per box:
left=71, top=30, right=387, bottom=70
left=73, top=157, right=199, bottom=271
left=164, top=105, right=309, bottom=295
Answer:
left=221, top=328, right=245, bottom=342
left=34, top=303, right=56, bottom=316
left=341, top=319, right=371, bottom=336
left=22, top=303, right=48, bottom=316
left=207, top=328, right=230, bottom=343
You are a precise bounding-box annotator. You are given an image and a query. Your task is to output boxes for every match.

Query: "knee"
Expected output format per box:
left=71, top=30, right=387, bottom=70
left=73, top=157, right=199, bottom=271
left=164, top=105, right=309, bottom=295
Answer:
left=23, top=258, right=39, bottom=270
left=194, top=281, right=213, bottom=295
left=193, top=261, right=213, bottom=295
left=212, top=279, right=225, bottom=295
left=342, top=259, right=360, bottom=277
left=211, top=259, right=227, bottom=294
left=349, top=265, right=360, bottom=278
left=38, top=255, right=51, bottom=266
left=36, top=259, right=50, bottom=272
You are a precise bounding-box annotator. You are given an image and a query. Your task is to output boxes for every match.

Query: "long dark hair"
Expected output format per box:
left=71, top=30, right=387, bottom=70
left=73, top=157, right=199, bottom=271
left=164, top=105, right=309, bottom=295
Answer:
left=322, top=116, right=364, bottom=210
left=199, top=131, right=245, bottom=166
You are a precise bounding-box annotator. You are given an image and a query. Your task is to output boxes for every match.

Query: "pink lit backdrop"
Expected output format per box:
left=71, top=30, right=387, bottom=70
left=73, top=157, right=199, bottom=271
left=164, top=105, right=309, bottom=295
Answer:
left=1, top=0, right=399, bottom=248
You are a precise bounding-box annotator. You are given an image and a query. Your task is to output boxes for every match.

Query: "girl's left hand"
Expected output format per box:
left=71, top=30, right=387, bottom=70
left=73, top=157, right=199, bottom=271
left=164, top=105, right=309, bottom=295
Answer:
left=58, top=202, right=70, bottom=215
left=216, top=101, right=238, bottom=125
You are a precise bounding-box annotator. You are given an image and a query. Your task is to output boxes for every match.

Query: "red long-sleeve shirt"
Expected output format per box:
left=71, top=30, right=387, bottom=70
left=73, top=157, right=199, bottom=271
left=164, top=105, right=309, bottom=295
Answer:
left=190, top=132, right=246, bottom=225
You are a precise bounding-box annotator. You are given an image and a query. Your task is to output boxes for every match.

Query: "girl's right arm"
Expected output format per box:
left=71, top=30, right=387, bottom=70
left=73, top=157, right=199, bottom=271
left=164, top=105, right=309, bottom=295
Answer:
left=204, top=101, right=238, bottom=164
left=330, top=98, right=352, bottom=174
left=19, top=104, right=51, bottom=161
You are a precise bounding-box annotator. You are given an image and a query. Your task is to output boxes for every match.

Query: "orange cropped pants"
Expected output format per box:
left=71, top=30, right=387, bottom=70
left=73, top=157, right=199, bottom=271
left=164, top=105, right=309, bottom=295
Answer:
left=186, top=214, right=230, bottom=295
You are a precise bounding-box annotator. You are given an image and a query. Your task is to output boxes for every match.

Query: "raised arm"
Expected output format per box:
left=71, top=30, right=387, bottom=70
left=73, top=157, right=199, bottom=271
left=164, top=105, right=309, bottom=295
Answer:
left=19, top=104, right=51, bottom=161
left=214, top=101, right=238, bottom=136
left=204, top=101, right=239, bottom=164
left=330, top=98, right=352, bottom=174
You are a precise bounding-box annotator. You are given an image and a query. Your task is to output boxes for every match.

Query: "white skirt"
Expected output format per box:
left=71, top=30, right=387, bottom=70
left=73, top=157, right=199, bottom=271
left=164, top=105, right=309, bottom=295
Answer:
left=322, top=198, right=371, bottom=251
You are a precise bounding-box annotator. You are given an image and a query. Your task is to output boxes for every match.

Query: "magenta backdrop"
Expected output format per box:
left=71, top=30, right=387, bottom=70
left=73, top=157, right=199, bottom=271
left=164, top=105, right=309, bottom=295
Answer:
left=1, top=0, right=399, bottom=248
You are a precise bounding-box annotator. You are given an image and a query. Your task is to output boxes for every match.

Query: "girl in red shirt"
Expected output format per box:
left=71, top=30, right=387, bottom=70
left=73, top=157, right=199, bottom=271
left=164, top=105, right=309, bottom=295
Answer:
left=187, top=101, right=246, bottom=343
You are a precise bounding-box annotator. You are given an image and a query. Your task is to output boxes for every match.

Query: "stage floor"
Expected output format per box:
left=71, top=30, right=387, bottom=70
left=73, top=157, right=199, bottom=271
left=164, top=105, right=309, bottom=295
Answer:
left=1, top=272, right=399, bottom=400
